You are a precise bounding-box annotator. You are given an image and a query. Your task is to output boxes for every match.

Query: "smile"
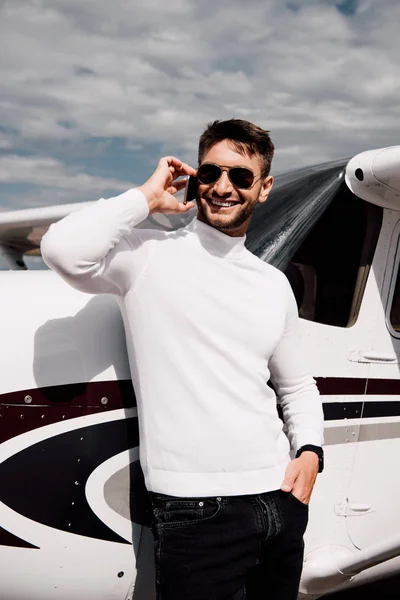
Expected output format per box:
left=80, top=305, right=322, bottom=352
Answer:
left=208, top=199, right=239, bottom=208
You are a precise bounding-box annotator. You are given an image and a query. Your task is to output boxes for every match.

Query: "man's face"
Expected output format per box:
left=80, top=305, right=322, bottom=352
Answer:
left=196, top=139, right=274, bottom=237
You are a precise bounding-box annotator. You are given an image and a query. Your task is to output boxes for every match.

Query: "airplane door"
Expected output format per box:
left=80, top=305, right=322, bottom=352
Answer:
left=346, top=212, right=400, bottom=550
left=279, top=179, right=383, bottom=554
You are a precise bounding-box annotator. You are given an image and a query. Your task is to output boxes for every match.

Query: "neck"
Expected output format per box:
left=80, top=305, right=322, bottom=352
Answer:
left=187, top=216, right=246, bottom=260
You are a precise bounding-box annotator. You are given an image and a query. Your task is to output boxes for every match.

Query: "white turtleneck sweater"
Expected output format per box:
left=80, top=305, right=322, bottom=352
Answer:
left=41, top=189, right=324, bottom=497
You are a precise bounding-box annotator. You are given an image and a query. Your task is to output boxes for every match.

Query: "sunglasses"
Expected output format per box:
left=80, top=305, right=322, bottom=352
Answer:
left=197, top=163, right=261, bottom=190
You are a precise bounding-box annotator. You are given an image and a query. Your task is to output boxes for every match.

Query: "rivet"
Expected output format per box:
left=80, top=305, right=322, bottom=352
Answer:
left=101, top=397, right=108, bottom=405
left=118, top=572, right=124, bottom=578
left=217, top=497, right=221, bottom=502
left=41, top=415, right=45, bottom=419
left=74, top=481, right=79, bottom=486
left=24, top=395, right=32, bottom=404
left=199, top=501, right=204, bottom=507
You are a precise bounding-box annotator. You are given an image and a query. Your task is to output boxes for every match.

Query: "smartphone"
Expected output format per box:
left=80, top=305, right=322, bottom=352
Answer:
left=183, top=175, right=198, bottom=205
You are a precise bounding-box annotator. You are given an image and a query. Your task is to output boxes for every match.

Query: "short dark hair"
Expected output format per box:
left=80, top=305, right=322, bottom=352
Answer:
left=198, top=119, right=275, bottom=176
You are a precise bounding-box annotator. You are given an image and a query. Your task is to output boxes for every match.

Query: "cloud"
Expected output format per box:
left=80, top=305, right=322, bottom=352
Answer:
left=0, top=0, right=400, bottom=209
left=0, top=154, right=132, bottom=191
left=0, top=154, right=133, bottom=208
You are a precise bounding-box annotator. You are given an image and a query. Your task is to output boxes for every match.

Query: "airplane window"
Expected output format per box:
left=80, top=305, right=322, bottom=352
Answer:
left=286, top=184, right=382, bottom=327
left=247, top=161, right=383, bottom=328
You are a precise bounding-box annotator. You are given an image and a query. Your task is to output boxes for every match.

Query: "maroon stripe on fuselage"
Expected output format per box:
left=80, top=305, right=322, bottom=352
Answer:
left=367, top=378, right=400, bottom=395
left=0, top=380, right=135, bottom=408
left=0, top=380, right=136, bottom=445
left=316, top=377, right=367, bottom=395
left=2, top=377, right=400, bottom=446
left=316, top=377, right=400, bottom=395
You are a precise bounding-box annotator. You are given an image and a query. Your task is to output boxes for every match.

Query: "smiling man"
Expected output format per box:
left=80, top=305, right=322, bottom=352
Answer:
left=195, top=126, right=274, bottom=236
left=41, top=119, right=324, bottom=600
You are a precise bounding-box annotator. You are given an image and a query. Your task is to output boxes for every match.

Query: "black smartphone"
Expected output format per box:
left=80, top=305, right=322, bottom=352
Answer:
left=183, top=175, right=198, bottom=204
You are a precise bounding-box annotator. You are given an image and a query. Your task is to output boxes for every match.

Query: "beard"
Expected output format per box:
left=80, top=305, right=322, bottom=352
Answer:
left=196, top=193, right=259, bottom=232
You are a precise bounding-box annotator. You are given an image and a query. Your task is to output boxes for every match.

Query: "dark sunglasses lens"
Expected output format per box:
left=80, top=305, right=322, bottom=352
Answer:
left=229, top=167, right=254, bottom=189
left=197, top=164, right=221, bottom=185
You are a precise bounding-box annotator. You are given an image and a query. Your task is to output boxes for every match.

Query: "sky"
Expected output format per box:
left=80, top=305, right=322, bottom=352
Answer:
left=1, top=0, right=400, bottom=210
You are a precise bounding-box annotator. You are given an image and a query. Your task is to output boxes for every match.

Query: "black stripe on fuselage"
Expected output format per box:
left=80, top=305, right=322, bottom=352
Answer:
left=1, top=377, right=400, bottom=550
left=0, top=526, right=39, bottom=549
left=0, top=419, right=139, bottom=545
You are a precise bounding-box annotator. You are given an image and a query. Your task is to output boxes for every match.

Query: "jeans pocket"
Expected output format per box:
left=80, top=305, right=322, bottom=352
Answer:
left=289, top=492, right=309, bottom=510
left=153, top=497, right=221, bottom=530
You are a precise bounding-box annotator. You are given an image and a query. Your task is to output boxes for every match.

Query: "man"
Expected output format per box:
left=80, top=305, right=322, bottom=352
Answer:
left=41, top=119, right=324, bottom=600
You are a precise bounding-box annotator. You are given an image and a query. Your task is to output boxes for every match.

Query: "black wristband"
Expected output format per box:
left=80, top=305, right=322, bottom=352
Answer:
left=295, top=445, right=324, bottom=473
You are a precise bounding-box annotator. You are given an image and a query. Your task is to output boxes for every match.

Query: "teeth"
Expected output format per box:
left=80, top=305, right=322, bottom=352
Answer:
left=210, top=200, right=237, bottom=207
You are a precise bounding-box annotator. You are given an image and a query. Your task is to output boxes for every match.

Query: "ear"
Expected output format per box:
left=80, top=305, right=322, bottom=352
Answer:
left=258, top=176, right=274, bottom=204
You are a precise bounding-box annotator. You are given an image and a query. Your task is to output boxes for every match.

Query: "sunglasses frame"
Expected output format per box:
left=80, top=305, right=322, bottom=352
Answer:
left=197, top=163, right=262, bottom=190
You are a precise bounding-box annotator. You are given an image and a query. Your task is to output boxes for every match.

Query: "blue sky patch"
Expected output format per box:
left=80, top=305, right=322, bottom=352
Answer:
left=335, top=0, right=359, bottom=16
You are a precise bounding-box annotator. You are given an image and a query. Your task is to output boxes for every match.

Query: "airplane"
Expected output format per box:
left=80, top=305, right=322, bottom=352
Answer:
left=1, top=145, right=400, bottom=600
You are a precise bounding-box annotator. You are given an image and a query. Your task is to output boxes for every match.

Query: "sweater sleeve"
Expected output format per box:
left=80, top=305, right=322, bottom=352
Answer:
left=268, top=277, right=324, bottom=453
left=41, top=189, right=151, bottom=296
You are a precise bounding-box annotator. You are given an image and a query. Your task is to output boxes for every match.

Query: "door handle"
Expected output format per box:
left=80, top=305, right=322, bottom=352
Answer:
left=335, top=502, right=375, bottom=516
left=349, top=350, right=397, bottom=363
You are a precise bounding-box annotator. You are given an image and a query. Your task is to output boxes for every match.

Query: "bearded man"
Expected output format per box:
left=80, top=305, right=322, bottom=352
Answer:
left=42, top=119, right=324, bottom=600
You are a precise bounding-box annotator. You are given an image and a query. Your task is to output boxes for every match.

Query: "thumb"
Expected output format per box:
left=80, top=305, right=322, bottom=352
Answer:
left=280, top=462, right=297, bottom=492
left=280, top=479, right=293, bottom=493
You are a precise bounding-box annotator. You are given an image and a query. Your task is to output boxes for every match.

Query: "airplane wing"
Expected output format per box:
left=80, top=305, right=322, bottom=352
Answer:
left=0, top=198, right=194, bottom=269
left=0, top=202, right=95, bottom=257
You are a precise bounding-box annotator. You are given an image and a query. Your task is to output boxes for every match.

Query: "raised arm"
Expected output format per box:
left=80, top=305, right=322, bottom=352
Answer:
left=41, top=157, right=196, bottom=295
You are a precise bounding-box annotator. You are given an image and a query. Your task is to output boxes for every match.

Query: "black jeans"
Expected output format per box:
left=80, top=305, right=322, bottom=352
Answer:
left=149, top=489, right=308, bottom=600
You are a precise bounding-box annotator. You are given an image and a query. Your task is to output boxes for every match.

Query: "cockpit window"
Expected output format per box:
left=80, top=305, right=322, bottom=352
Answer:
left=247, top=163, right=383, bottom=328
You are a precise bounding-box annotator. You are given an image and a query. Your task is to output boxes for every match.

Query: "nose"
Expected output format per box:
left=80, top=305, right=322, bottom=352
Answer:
left=213, top=170, right=233, bottom=196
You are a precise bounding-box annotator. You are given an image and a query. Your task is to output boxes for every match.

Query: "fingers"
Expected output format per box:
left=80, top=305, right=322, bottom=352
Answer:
left=177, top=160, right=196, bottom=177
left=291, top=488, right=310, bottom=504
left=160, top=156, right=196, bottom=178
left=291, top=478, right=315, bottom=504
left=282, top=457, right=318, bottom=503
left=176, top=201, right=195, bottom=212
left=162, top=200, right=195, bottom=215
left=167, top=178, right=188, bottom=195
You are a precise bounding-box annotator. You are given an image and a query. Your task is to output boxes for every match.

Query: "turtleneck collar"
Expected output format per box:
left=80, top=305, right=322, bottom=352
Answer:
left=185, top=217, right=247, bottom=259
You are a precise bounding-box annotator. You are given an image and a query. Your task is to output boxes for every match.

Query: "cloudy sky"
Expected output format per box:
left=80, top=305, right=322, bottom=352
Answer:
left=1, top=0, right=400, bottom=210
